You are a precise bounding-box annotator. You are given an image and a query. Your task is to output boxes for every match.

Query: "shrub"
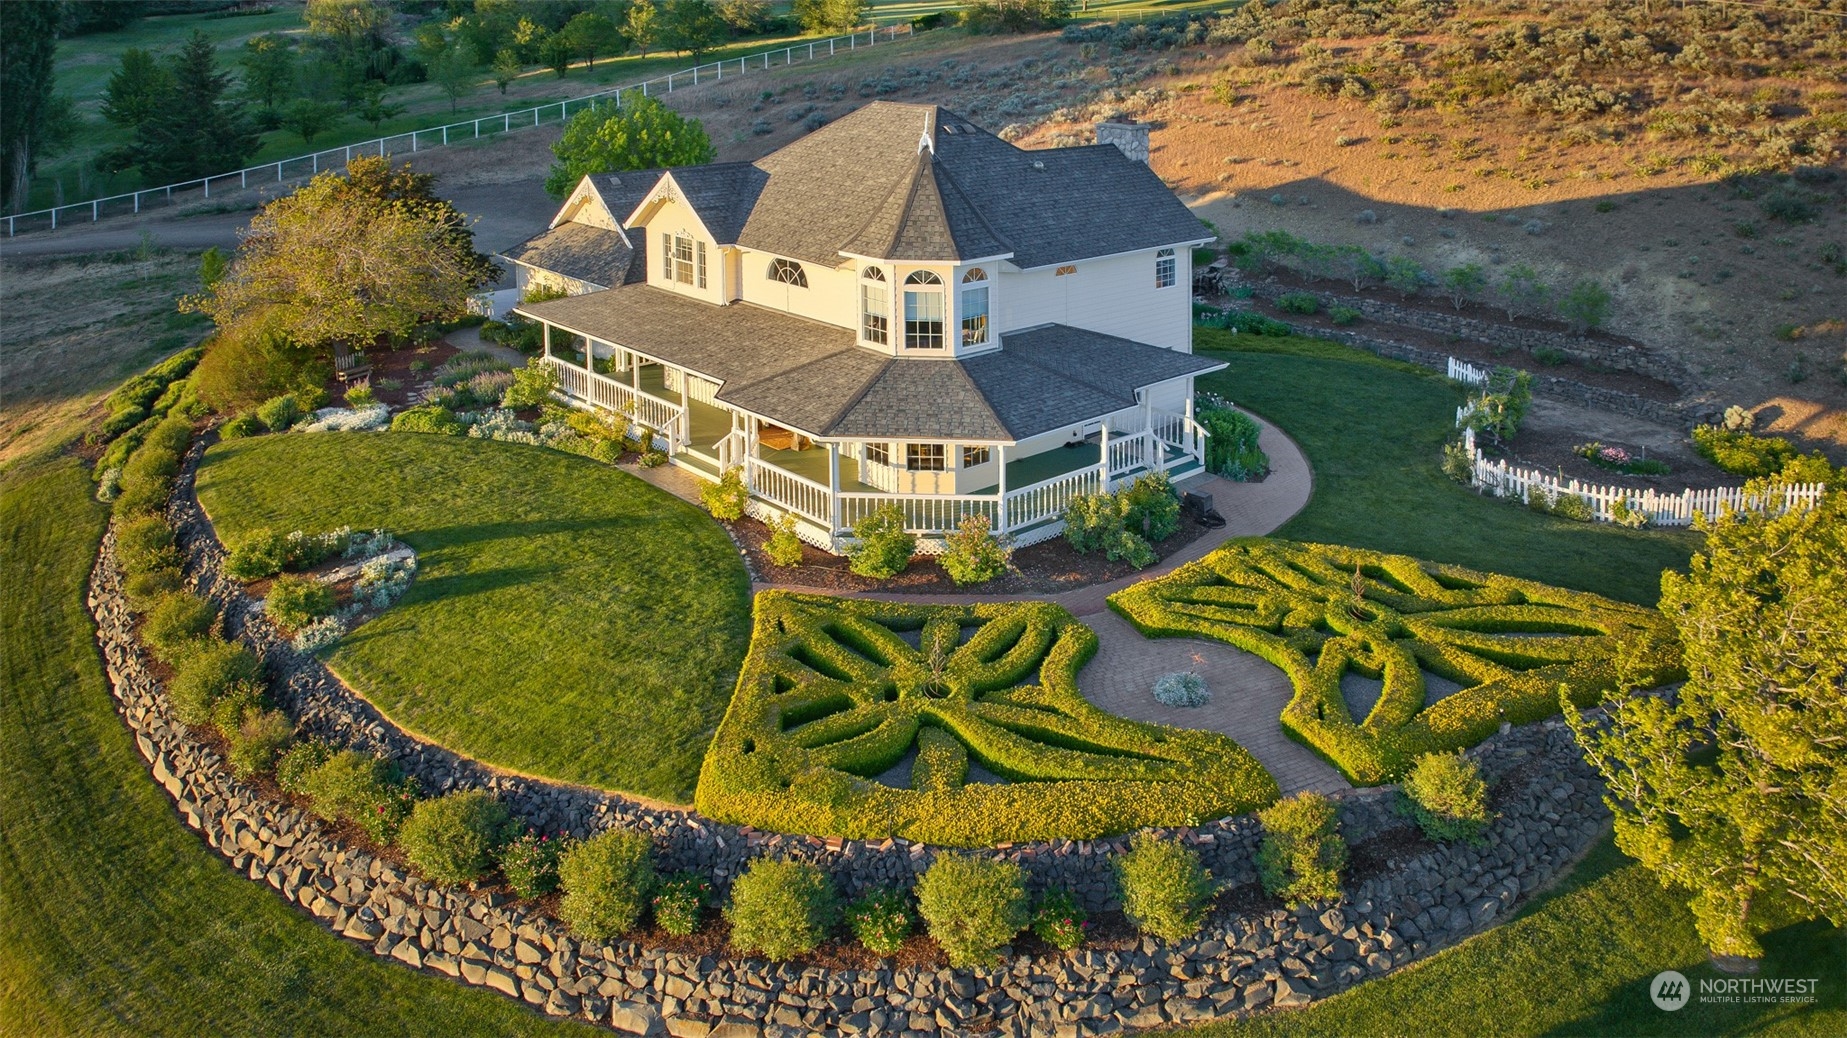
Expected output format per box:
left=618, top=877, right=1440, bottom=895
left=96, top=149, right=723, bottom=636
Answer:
left=255, top=393, right=303, bottom=433
left=225, top=530, right=287, bottom=580
left=845, top=887, right=913, bottom=956
left=1277, top=291, right=1320, bottom=315
left=1533, top=346, right=1569, bottom=366
left=1721, top=405, right=1756, bottom=432
left=1256, top=792, right=1347, bottom=907
left=1329, top=305, right=1362, bottom=326
left=1116, top=832, right=1214, bottom=940
left=1441, top=440, right=1474, bottom=484
left=939, top=513, right=1010, bottom=585
left=915, top=854, right=1029, bottom=968
left=219, top=413, right=265, bottom=438
left=1399, top=752, right=1493, bottom=844
left=1557, top=280, right=1612, bottom=334
left=125, top=566, right=185, bottom=610
left=1121, top=472, right=1180, bottom=543
left=343, top=381, right=376, bottom=408
left=764, top=512, right=805, bottom=567
left=652, top=871, right=713, bottom=937
left=302, top=750, right=416, bottom=844
left=1153, top=671, right=1209, bottom=707
left=225, top=707, right=294, bottom=779
left=276, top=737, right=336, bottom=794
left=141, top=592, right=216, bottom=662
left=1197, top=399, right=1268, bottom=480
left=846, top=504, right=914, bottom=579
left=724, top=858, right=838, bottom=960
left=168, top=639, right=262, bottom=726
left=701, top=467, right=750, bottom=521
left=1692, top=426, right=1798, bottom=478
left=498, top=831, right=564, bottom=899
left=558, top=829, right=657, bottom=939
left=116, top=514, right=179, bottom=576
left=1550, top=493, right=1594, bottom=522
left=1031, top=888, right=1088, bottom=951
left=398, top=790, right=514, bottom=886
left=191, top=322, right=325, bottom=414
left=502, top=360, right=560, bottom=409
left=265, top=574, right=334, bottom=630
left=391, top=404, right=466, bottom=435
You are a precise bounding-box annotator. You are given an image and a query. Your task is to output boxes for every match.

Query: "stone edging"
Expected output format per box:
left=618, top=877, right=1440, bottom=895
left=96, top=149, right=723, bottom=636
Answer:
left=85, top=437, right=1614, bottom=1036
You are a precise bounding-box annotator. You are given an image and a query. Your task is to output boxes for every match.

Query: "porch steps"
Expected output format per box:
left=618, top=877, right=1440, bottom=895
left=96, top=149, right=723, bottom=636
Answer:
left=673, top=450, right=721, bottom=481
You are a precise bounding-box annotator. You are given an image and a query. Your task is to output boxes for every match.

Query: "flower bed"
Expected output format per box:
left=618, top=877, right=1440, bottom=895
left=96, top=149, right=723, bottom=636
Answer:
left=695, top=592, right=1279, bottom=846
left=1109, top=539, right=1683, bottom=785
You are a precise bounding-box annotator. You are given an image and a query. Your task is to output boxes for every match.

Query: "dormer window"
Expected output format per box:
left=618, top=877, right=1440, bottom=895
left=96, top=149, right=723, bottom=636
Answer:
left=903, top=270, right=944, bottom=350
left=959, top=268, right=989, bottom=347
left=860, top=267, right=889, bottom=345
left=662, top=232, right=706, bottom=288
left=1155, top=248, right=1176, bottom=289
left=770, top=258, right=808, bottom=287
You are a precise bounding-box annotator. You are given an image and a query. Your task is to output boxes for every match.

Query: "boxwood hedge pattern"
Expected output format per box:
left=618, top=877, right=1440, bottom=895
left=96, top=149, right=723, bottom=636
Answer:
left=1109, top=540, right=1683, bottom=786
left=695, top=592, right=1279, bottom=847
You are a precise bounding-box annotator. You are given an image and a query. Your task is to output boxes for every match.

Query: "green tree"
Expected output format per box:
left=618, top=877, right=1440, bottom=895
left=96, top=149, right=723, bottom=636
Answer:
left=1441, top=262, right=1486, bottom=310
left=490, top=47, right=522, bottom=93
left=102, top=48, right=172, bottom=133
left=427, top=41, right=477, bottom=112
left=1383, top=254, right=1424, bottom=298
left=540, top=31, right=573, bottom=78
left=716, top=0, right=771, bottom=35
left=1495, top=263, right=1551, bottom=321
left=544, top=94, right=715, bottom=199
left=1557, top=278, right=1612, bottom=334
left=304, top=0, right=385, bottom=104
left=624, top=0, right=660, bottom=58
left=134, top=30, right=260, bottom=183
left=239, top=33, right=297, bottom=116
left=794, top=0, right=868, bottom=34
left=662, top=0, right=725, bottom=61
left=1568, top=482, right=1847, bottom=960
left=182, top=156, right=499, bottom=356
left=355, top=80, right=404, bottom=130
left=562, top=11, right=621, bottom=70
left=961, top=0, right=1072, bottom=33
left=283, top=98, right=343, bottom=147
left=459, top=0, right=522, bottom=65
left=2, top=0, right=61, bottom=211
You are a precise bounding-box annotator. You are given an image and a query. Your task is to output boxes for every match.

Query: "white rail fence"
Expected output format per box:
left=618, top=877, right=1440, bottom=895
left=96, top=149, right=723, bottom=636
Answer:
left=1447, top=356, right=1492, bottom=387
left=5, top=24, right=915, bottom=237
left=1461, top=428, right=1824, bottom=527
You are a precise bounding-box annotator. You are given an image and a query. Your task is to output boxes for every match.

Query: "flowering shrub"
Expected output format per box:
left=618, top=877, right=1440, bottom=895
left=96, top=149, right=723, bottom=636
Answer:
left=342, top=528, right=396, bottom=559
left=1031, top=888, right=1088, bottom=951
left=356, top=554, right=416, bottom=609
left=652, top=871, right=713, bottom=937
left=276, top=737, right=335, bottom=794
left=295, top=405, right=391, bottom=433
left=466, top=370, right=514, bottom=404
left=95, top=465, right=123, bottom=501
left=291, top=614, right=348, bottom=653
left=846, top=887, right=913, bottom=956
left=764, top=512, right=805, bottom=567
left=300, top=750, right=418, bottom=845
left=939, top=513, right=1011, bottom=585
left=1153, top=671, right=1210, bottom=707
left=434, top=354, right=511, bottom=389
left=1574, top=441, right=1671, bottom=476
left=500, top=831, right=565, bottom=899
left=502, top=361, right=560, bottom=409
left=463, top=408, right=536, bottom=441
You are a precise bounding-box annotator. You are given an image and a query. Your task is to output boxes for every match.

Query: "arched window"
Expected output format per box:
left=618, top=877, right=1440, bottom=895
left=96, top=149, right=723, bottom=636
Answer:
left=903, top=271, right=944, bottom=349
left=1155, top=248, right=1176, bottom=289
left=861, top=267, right=888, bottom=344
left=769, top=258, right=808, bottom=287
left=959, top=268, right=990, bottom=347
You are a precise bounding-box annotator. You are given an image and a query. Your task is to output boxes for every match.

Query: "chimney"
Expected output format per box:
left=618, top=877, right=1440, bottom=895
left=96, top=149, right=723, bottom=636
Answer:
left=1095, top=120, right=1150, bottom=165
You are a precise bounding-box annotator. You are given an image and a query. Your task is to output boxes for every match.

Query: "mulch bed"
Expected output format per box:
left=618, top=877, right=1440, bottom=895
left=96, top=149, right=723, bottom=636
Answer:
left=1346, top=824, right=1441, bottom=887
left=1490, top=424, right=1737, bottom=491
left=729, top=510, right=1218, bottom=595
left=321, top=340, right=463, bottom=411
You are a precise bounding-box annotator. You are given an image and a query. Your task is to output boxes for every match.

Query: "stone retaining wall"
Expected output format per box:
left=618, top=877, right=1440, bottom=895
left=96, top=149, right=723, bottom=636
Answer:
left=1217, top=277, right=1696, bottom=427
left=87, top=441, right=1614, bottom=1037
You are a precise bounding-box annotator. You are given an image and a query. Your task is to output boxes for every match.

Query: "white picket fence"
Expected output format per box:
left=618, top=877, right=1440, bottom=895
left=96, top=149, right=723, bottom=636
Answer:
left=1460, top=428, right=1824, bottom=527
left=1447, top=356, right=1492, bottom=387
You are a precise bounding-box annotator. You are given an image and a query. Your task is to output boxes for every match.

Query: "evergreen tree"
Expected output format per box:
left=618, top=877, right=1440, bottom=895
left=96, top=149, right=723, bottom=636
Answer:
left=1, top=0, right=60, bottom=211
left=135, top=31, right=260, bottom=183
left=102, top=48, right=173, bottom=133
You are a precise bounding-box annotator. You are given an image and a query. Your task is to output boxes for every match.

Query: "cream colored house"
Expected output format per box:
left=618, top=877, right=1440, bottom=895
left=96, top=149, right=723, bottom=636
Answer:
left=504, top=102, right=1223, bottom=551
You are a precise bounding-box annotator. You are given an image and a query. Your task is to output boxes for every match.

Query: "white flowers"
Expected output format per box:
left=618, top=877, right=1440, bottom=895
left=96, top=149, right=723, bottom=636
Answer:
left=294, top=405, right=391, bottom=433
left=342, top=528, right=396, bottom=559
left=292, top=615, right=348, bottom=653
left=355, top=553, right=417, bottom=610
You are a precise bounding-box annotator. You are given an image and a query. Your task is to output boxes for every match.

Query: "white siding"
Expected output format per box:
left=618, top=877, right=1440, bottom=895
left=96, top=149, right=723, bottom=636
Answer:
left=998, top=247, right=1193, bottom=352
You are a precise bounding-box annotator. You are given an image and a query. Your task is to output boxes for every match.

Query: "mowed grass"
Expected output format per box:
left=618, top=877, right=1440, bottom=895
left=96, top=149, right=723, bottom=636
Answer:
left=195, top=432, right=752, bottom=803
left=1197, top=329, right=1694, bottom=605
left=0, top=457, right=595, bottom=1036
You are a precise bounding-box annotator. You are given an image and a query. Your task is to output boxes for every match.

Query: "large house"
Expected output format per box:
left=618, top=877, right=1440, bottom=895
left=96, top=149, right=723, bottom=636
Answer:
left=505, top=101, right=1223, bottom=551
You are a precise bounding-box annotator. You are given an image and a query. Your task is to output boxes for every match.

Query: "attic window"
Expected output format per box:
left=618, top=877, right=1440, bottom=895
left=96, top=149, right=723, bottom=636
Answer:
left=770, top=258, right=808, bottom=287
left=1055, top=265, right=1078, bottom=276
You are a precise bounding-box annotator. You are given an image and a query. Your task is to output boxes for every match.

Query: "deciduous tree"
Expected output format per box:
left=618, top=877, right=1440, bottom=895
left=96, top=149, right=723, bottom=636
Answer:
left=284, top=98, right=343, bottom=147
left=716, top=0, right=771, bottom=36
left=544, top=94, right=714, bottom=199
left=793, top=0, right=867, bottom=35
left=662, top=0, right=725, bottom=62
left=562, top=11, right=621, bottom=70
left=625, top=0, right=660, bottom=58
left=1441, top=262, right=1486, bottom=310
left=1568, top=482, right=1846, bottom=960
left=239, top=33, right=297, bottom=116
left=2, top=1, right=62, bottom=210
left=491, top=47, right=523, bottom=93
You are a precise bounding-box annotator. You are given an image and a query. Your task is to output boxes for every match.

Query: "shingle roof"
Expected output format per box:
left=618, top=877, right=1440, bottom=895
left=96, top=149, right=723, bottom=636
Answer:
left=659, top=163, right=767, bottom=244
left=514, top=286, right=1222, bottom=441
left=502, top=223, right=632, bottom=290
left=589, top=169, right=669, bottom=229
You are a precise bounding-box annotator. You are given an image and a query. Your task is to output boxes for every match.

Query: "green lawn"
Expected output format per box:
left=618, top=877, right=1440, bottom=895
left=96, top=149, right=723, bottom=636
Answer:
left=1191, top=835, right=1846, bottom=1038
left=0, top=456, right=595, bottom=1036
left=194, top=432, right=752, bottom=803
left=1197, top=330, right=1694, bottom=605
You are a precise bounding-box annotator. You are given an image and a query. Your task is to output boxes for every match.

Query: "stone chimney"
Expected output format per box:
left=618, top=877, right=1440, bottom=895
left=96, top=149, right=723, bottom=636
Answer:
left=1095, top=120, right=1150, bottom=165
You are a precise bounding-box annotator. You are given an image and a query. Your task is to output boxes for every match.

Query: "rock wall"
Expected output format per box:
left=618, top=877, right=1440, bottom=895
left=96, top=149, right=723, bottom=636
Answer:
left=86, top=442, right=1614, bottom=1037
left=1215, top=278, right=1695, bottom=427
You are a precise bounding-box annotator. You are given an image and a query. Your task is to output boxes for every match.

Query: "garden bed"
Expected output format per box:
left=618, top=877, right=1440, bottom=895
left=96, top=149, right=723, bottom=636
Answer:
left=1491, top=399, right=1739, bottom=491
left=319, top=339, right=463, bottom=411
left=730, top=509, right=1216, bottom=595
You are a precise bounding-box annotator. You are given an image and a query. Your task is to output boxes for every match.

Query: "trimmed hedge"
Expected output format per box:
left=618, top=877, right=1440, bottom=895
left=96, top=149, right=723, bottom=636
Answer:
left=558, top=830, right=657, bottom=940
left=398, top=790, right=514, bottom=887
left=915, top=854, right=1029, bottom=968
left=1109, top=539, right=1684, bottom=785
left=693, top=592, right=1279, bottom=846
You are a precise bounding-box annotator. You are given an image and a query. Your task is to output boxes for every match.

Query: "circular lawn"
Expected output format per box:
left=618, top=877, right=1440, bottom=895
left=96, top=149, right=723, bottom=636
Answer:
left=195, top=432, right=752, bottom=803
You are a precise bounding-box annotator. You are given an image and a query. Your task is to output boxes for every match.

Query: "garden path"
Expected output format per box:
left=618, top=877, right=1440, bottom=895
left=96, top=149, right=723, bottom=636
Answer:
left=443, top=324, right=525, bottom=367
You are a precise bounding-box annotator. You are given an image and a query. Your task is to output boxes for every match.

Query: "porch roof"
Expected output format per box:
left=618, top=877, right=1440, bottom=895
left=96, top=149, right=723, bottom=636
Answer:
left=516, top=286, right=1222, bottom=441
left=501, top=223, right=639, bottom=290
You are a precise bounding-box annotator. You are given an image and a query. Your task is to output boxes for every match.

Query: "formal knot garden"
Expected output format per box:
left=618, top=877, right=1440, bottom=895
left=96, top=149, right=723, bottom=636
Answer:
left=70, top=328, right=1732, bottom=1036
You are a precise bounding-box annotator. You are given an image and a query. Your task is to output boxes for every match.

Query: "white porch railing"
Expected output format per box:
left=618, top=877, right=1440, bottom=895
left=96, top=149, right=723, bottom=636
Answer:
left=837, top=492, right=1001, bottom=536
left=1004, top=467, right=1104, bottom=530
left=1106, top=429, right=1158, bottom=478
left=1148, top=409, right=1202, bottom=455
left=545, top=355, right=686, bottom=449
left=744, top=457, right=832, bottom=526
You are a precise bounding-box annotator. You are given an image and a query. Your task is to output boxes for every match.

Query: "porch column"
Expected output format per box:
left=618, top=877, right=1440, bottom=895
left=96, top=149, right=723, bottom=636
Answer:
left=1184, top=394, right=1197, bottom=456
left=827, top=442, right=842, bottom=537
left=996, top=444, right=1009, bottom=534
left=630, top=352, right=640, bottom=390
left=583, top=335, right=593, bottom=374
left=1098, top=423, right=1112, bottom=490
left=541, top=321, right=552, bottom=360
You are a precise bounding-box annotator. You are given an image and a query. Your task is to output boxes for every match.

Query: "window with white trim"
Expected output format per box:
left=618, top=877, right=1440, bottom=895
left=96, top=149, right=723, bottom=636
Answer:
left=865, top=441, right=890, bottom=466
left=962, top=445, right=990, bottom=467
left=662, top=232, right=706, bottom=288
left=903, top=270, right=944, bottom=350
left=769, top=258, right=808, bottom=287
left=1155, top=248, right=1176, bottom=288
left=959, top=268, right=989, bottom=347
left=906, top=443, right=944, bottom=471
left=861, top=267, right=889, bottom=345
